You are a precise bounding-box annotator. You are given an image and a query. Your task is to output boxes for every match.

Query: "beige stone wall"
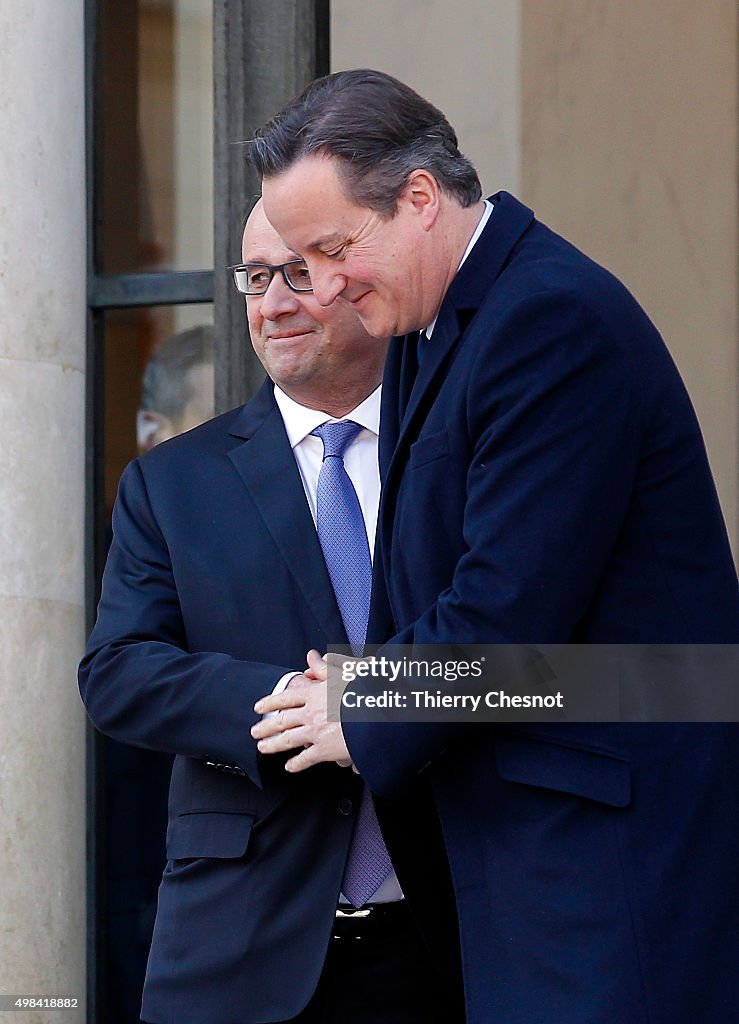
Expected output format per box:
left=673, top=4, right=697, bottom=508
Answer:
left=0, top=0, right=87, bottom=1017
left=331, top=0, right=522, bottom=195
left=521, top=0, right=738, bottom=551
left=331, top=0, right=738, bottom=554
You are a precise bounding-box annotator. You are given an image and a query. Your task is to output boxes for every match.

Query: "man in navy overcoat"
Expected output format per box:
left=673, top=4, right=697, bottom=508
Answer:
left=253, top=69, right=739, bottom=1024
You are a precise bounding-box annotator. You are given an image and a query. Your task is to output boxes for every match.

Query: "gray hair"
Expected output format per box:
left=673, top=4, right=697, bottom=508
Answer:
left=140, top=325, right=214, bottom=420
left=250, top=69, right=482, bottom=216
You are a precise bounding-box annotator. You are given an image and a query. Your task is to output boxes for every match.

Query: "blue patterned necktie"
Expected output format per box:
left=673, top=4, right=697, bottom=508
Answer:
left=312, top=421, right=372, bottom=656
left=311, top=421, right=393, bottom=907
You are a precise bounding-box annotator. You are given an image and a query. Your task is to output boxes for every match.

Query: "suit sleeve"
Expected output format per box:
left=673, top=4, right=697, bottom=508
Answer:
left=78, top=459, right=292, bottom=788
left=345, top=288, right=644, bottom=797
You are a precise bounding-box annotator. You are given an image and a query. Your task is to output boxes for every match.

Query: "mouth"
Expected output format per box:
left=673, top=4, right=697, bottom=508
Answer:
left=266, top=328, right=315, bottom=341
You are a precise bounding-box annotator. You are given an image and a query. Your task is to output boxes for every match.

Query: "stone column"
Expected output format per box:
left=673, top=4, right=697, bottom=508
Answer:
left=0, top=0, right=87, bottom=1019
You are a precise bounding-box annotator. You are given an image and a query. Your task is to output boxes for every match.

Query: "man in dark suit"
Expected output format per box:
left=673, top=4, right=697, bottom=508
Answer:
left=80, top=202, right=463, bottom=1023
left=250, top=70, right=739, bottom=1023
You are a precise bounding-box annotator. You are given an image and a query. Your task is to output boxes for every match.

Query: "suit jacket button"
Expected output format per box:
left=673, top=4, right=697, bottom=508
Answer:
left=338, top=797, right=353, bottom=816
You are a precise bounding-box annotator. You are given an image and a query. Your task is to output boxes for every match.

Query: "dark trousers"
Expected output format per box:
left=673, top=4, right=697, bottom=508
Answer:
left=286, top=903, right=465, bottom=1024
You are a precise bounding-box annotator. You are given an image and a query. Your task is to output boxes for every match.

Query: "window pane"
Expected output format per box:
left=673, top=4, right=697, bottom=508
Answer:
left=98, top=0, right=213, bottom=274
left=99, top=301, right=213, bottom=1019
left=104, top=303, right=214, bottom=515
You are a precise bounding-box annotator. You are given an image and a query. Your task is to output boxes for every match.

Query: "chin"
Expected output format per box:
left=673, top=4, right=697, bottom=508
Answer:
left=270, top=357, right=313, bottom=383
left=359, top=311, right=398, bottom=340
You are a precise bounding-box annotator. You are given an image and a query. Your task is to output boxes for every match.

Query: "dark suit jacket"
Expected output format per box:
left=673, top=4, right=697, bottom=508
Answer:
left=347, top=193, right=739, bottom=1023
left=80, top=381, right=373, bottom=1024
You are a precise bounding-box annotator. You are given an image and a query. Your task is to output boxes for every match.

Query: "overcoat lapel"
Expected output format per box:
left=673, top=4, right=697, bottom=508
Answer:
left=377, top=193, right=536, bottom=592
left=377, top=332, right=416, bottom=482
left=227, top=381, right=348, bottom=646
left=383, top=192, right=536, bottom=495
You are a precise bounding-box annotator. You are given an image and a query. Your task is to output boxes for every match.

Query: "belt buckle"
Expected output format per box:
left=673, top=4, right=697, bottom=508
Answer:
left=335, top=906, right=372, bottom=918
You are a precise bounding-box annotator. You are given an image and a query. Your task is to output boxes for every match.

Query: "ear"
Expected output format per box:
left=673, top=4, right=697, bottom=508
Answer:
left=400, top=170, right=441, bottom=230
left=136, top=409, right=175, bottom=452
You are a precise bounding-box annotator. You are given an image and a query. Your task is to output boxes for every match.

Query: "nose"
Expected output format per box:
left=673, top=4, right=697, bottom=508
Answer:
left=258, top=272, right=301, bottom=320
left=309, top=261, right=348, bottom=307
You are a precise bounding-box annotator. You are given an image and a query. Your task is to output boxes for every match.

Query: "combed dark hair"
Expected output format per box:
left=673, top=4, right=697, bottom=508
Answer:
left=140, top=325, right=214, bottom=419
left=250, top=69, right=482, bottom=216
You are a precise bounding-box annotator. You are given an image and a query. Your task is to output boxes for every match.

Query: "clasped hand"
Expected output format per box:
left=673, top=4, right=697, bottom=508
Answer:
left=251, top=649, right=352, bottom=772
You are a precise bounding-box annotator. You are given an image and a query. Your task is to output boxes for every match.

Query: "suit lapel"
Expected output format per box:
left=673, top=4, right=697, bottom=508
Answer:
left=227, top=381, right=348, bottom=646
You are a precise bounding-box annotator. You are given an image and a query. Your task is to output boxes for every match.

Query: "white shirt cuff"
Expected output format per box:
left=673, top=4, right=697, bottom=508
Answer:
left=263, top=671, right=303, bottom=718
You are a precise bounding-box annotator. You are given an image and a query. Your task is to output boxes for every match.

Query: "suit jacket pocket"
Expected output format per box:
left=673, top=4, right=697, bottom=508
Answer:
left=495, top=734, right=631, bottom=808
left=166, top=810, right=255, bottom=859
left=409, top=430, right=450, bottom=468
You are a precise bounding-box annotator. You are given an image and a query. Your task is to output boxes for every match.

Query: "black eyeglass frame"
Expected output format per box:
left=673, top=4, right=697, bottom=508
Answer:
left=230, top=259, right=313, bottom=295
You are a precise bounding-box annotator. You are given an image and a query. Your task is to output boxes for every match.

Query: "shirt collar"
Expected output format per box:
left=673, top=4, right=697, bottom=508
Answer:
left=425, top=198, right=495, bottom=339
left=273, top=383, right=382, bottom=449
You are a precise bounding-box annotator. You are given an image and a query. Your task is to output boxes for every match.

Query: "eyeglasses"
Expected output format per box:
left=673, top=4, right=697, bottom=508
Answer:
left=231, top=260, right=313, bottom=295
